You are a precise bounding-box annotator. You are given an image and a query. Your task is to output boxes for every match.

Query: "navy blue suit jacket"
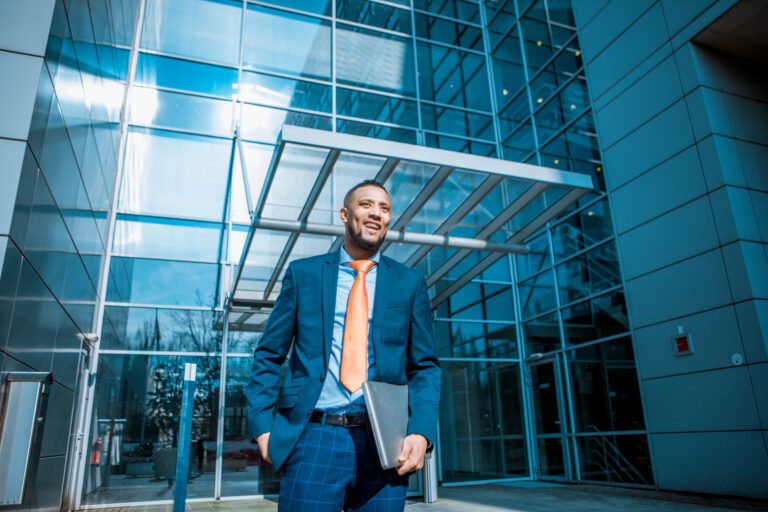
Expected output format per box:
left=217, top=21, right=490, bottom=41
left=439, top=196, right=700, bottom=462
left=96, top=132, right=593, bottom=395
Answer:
left=246, top=249, right=441, bottom=472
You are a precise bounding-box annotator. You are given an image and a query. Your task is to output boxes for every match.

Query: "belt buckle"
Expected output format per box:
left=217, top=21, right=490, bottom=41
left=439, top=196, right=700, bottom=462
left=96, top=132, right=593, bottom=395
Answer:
left=343, top=413, right=361, bottom=428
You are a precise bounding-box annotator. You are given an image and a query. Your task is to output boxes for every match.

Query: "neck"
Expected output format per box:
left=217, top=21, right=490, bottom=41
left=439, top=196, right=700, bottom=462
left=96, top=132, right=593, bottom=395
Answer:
left=343, top=237, right=377, bottom=260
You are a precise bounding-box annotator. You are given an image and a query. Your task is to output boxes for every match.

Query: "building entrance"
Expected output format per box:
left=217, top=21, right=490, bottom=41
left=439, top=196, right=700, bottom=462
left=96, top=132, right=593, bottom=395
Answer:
left=527, top=357, right=571, bottom=480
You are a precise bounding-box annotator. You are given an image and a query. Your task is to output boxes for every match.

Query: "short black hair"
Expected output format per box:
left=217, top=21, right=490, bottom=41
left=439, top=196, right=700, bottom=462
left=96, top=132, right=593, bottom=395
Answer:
left=343, top=179, right=389, bottom=209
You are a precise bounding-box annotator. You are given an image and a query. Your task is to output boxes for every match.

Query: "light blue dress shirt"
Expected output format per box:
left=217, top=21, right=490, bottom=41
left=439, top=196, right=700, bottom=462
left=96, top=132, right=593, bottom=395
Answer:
left=315, top=246, right=379, bottom=412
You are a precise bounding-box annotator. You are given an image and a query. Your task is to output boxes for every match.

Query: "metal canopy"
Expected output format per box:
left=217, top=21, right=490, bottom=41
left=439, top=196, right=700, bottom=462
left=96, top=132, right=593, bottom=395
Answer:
left=230, top=125, right=593, bottom=317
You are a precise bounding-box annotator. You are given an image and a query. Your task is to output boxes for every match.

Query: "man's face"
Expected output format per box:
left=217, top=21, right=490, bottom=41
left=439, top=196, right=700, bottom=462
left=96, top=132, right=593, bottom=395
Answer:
left=340, top=186, right=391, bottom=252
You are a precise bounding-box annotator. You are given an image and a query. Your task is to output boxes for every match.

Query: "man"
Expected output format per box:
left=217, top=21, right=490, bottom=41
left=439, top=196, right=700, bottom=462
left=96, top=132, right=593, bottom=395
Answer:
left=246, top=179, right=441, bottom=511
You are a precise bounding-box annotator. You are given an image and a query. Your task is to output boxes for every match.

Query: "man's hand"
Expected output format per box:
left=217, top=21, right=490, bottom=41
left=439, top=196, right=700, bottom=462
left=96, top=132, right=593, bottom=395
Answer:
left=396, top=434, right=428, bottom=475
left=256, top=432, right=271, bottom=464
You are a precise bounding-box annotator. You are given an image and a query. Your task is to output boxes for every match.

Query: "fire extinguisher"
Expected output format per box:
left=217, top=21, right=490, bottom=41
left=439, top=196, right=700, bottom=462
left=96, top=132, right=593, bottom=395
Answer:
left=90, top=439, right=102, bottom=465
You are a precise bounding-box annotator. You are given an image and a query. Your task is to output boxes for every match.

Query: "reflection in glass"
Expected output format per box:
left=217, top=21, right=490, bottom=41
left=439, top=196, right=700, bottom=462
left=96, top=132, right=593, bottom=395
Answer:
left=239, top=103, right=332, bottom=143
left=523, top=312, right=560, bottom=354
left=135, top=52, right=238, bottom=98
left=337, top=88, right=417, bottom=127
left=414, top=0, right=479, bottom=23
left=240, top=72, right=332, bottom=113
left=492, top=29, right=525, bottom=105
left=556, top=241, right=620, bottom=305
left=244, top=5, right=331, bottom=80
left=107, top=257, right=219, bottom=306
left=102, top=306, right=222, bottom=352
left=261, top=144, right=330, bottom=220
left=440, top=362, right=527, bottom=482
left=561, top=291, right=628, bottom=345
left=566, top=337, right=645, bottom=432
left=128, top=86, right=233, bottom=136
left=141, top=0, right=241, bottom=65
left=551, top=199, right=613, bottom=259
left=120, top=129, right=231, bottom=221
left=113, top=216, right=222, bottom=261
left=81, top=354, right=220, bottom=504
left=414, top=14, right=482, bottom=50
left=576, top=434, right=653, bottom=484
left=424, top=133, right=496, bottom=156
left=421, top=104, right=494, bottom=140
left=519, top=270, right=556, bottom=319
left=434, top=320, right=517, bottom=358
left=221, top=357, right=281, bottom=496
left=337, top=24, right=415, bottom=95
left=338, top=0, right=411, bottom=33
left=337, top=119, right=418, bottom=144
left=417, top=42, right=490, bottom=111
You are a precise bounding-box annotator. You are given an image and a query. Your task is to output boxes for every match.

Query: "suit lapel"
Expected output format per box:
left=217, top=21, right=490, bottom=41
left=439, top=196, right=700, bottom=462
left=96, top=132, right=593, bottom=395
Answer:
left=372, top=256, right=392, bottom=353
left=321, top=250, right=340, bottom=370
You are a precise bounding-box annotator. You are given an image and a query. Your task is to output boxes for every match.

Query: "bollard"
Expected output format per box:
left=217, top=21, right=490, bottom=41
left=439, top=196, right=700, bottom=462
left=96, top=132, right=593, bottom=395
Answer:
left=173, top=363, right=196, bottom=512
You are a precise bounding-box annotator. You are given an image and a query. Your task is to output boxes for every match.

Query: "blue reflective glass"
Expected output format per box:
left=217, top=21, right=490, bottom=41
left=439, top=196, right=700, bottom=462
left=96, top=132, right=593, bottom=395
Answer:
left=129, top=86, right=233, bottom=136
left=263, top=0, right=332, bottom=15
left=516, top=231, right=550, bottom=281
left=414, top=14, right=482, bottom=50
left=114, top=216, right=223, bottom=261
left=336, top=119, right=418, bottom=143
left=424, top=133, right=496, bottom=156
left=141, top=0, right=241, bottom=65
left=337, top=88, right=417, bottom=126
left=107, top=256, right=218, bottom=306
left=244, top=5, right=331, bottom=80
left=551, top=199, right=613, bottom=260
left=501, top=121, right=535, bottom=161
left=556, top=241, right=620, bottom=305
left=231, top=142, right=274, bottom=224
left=434, top=320, right=517, bottom=358
left=523, top=311, right=560, bottom=353
left=519, top=269, right=556, bottom=319
left=562, top=291, right=628, bottom=346
left=421, top=104, right=494, bottom=140
left=240, top=72, right=332, bottom=112
left=102, top=306, right=222, bottom=351
left=135, top=53, right=239, bottom=98
left=119, top=128, right=231, bottom=220
left=487, top=1, right=516, bottom=47
left=492, top=30, right=526, bottom=105
left=338, top=0, right=411, bottom=33
left=239, top=103, right=332, bottom=143
left=416, top=42, right=490, bottom=111
left=83, top=353, right=219, bottom=505
left=337, top=24, right=416, bottom=96
left=414, top=0, right=479, bottom=23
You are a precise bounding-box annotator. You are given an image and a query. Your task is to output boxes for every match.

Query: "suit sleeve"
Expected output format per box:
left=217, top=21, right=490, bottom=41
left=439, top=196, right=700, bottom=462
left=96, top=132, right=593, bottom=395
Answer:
left=405, top=272, right=441, bottom=449
left=246, top=262, right=298, bottom=441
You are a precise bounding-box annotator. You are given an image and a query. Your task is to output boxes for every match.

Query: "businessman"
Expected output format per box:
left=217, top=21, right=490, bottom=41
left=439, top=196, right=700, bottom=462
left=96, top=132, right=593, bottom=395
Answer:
left=246, top=179, right=441, bottom=511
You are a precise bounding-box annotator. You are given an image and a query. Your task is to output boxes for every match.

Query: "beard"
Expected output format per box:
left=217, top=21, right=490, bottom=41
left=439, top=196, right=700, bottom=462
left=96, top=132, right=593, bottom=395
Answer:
left=348, top=224, right=386, bottom=252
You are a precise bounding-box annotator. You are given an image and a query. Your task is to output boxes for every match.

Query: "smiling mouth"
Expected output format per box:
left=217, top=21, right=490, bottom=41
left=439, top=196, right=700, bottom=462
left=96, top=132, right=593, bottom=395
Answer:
left=363, top=222, right=381, bottom=232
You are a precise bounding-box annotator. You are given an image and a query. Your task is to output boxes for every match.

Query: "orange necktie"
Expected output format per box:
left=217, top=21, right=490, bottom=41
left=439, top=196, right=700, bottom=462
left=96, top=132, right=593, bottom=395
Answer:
left=340, top=259, right=375, bottom=393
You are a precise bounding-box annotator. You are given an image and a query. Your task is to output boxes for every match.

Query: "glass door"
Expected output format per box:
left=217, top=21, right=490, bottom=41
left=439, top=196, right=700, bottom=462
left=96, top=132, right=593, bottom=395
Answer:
left=527, top=357, right=571, bottom=480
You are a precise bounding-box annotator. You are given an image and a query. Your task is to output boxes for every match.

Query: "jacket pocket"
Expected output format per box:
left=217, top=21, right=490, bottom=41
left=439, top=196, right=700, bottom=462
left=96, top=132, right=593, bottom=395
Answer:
left=277, top=384, right=301, bottom=409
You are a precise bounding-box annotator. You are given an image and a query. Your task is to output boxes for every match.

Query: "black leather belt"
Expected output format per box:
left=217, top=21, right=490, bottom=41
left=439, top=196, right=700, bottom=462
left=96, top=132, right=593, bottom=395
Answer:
left=309, top=410, right=365, bottom=428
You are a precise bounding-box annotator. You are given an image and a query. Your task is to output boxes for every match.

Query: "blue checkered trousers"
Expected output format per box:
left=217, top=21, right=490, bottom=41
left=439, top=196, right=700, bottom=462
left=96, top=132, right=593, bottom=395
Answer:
left=278, top=421, right=409, bottom=511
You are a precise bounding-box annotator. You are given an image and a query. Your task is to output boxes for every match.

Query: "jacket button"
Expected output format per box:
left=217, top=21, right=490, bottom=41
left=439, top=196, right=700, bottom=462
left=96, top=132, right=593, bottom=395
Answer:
left=319, top=375, right=325, bottom=381
left=306, top=411, right=311, bottom=418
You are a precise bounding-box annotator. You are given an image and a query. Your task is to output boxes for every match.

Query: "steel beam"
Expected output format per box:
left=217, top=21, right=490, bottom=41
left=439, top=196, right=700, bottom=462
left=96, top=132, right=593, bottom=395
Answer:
left=430, top=187, right=590, bottom=308
left=426, top=182, right=549, bottom=287
left=262, top=149, right=341, bottom=299
left=252, top=218, right=530, bottom=253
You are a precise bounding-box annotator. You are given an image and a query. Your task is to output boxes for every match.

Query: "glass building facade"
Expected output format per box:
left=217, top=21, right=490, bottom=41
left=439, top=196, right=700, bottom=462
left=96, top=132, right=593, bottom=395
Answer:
left=2, top=0, right=656, bottom=508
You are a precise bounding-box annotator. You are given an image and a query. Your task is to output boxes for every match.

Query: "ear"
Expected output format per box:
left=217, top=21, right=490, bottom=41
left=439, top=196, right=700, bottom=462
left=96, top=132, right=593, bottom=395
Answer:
left=340, top=206, right=348, bottom=224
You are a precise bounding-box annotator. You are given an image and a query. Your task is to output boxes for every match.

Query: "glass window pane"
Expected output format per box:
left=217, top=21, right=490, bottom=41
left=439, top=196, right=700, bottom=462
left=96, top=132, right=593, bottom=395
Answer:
left=107, top=256, right=219, bottom=306
left=265, top=0, right=332, bottom=15
left=230, top=142, right=275, bottom=224
left=239, top=103, right=332, bottom=143
left=239, top=230, right=292, bottom=296
left=102, top=306, right=221, bottom=351
left=439, top=361, right=527, bottom=483
left=220, top=357, right=281, bottom=496
left=523, top=311, right=560, bottom=353
left=240, top=72, right=332, bottom=112
left=141, top=0, right=241, bottom=65
left=244, top=5, right=331, bottom=80
left=421, top=104, right=494, bottom=140
left=414, top=0, right=479, bottom=23
left=562, top=290, right=628, bottom=345
left=337, top=0, right=411, bottom=33
left=81, top=354, right=219, bottom=505
left=501, top=120, right=535, bottom=161
left=336, top=119, right=418, bottom=143
left=129, top=86, right=233, bottom=136
left=556, top=240, right=620, bottom=305
left=262, top=144, right=330, bottom=220
left=519, top=270, right=556, bottom=319
left=487, top=0, right=516, bottom=48
left=337, top=24, right=416, bottom=95
left=337, top=88, right=417, bottom=127
left=119, top=129, right=231, bottom=220
left=551, top=199, right=613, bottom=259
left=566, top=337, right=645, bottom=432
left=135, top=52, right=238, bottom=98
left=577, top=434, right=653, bottom=484
left=435, top=319, right=517, bottom=358
left=424, top=133, right=497, bottom=156
left=414, top=14, right=482, bottom=50
left=516, top=231, right=550, bottom=281
left=113, top=216, right=222, bottom=261
left=417, top=41, right=491, bottom=111
left=492, top=29, right=526, bottom=106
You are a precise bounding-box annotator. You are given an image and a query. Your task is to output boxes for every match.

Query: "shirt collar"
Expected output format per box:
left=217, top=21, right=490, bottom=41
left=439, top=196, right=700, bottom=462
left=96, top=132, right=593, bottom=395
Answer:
left=340, top=245, right=380, bottom=266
